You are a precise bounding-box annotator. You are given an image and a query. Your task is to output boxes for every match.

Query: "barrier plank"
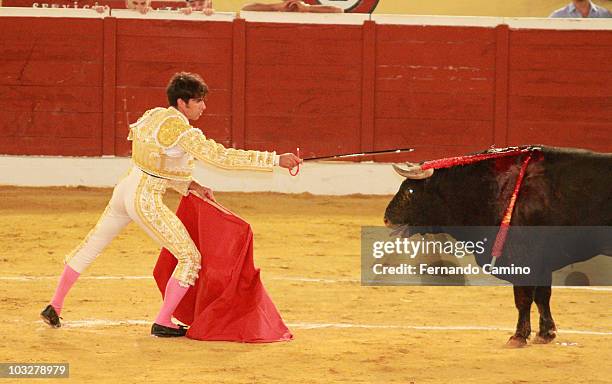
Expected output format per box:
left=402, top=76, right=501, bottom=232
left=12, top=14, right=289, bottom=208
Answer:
left=376, top=66, right=495, bottom=94
left=117, top=19, right=233, bottom=38
left=115, top=86, right=231, bottom=115
left=0, top=61, right=102, bottom=86
left=0, top=85, right=102, bottom=113
left=117, top=36, right=231, bottom=63
left=375, top=92, right=494, bottom=120
left=246, top=115, right=360, bottom=157
left=247, top=64, right=361, bottom=91
left=374, top=119, right=492, bottom=147
left=246, top=89, right=360, bottom=117
left=117, top=62, right=232, bottom=87
left=0, top=111, right=102, bottom=155
left=509, top=96, right=612, bottom=122
left=509, top=70, right=612, bottom=98
left=508, top=121, right=612, bottom=151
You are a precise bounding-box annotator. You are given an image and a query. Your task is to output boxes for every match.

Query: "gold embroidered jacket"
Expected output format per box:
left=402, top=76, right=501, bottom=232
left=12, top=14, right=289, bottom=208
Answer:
left=128, top=107, right=276, bottom=195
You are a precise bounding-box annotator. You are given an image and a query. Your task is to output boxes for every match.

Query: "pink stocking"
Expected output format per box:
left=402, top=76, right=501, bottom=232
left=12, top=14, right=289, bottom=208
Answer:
left=154, top=277, right=189, bottom=329
left=50, top=265, right=81, bottom=315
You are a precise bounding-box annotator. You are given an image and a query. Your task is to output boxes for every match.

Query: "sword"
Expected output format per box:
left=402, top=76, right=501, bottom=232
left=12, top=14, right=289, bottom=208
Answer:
left=303, top=148, right=415, bottom=161
left=288, top=147, right=415, bottom=176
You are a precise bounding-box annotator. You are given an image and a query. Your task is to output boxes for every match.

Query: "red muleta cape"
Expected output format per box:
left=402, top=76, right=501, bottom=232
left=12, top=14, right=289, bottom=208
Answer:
left=153, top=194, right=293, bottom=342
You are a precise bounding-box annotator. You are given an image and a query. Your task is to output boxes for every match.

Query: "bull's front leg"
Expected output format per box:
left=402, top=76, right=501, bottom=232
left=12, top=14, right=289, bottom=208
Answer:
left=533, top=285, right=557, bottom=344
left=507, top=285, right=535, bottom=347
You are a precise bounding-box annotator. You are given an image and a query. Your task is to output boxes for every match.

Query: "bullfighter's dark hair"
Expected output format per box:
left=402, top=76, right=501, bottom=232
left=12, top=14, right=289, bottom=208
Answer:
left=166, top=72, right=208, bottom=107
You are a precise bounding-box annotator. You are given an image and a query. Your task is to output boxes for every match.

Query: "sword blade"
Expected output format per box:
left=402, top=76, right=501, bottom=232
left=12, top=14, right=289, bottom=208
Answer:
left=304, top=148, right=415, bottom=161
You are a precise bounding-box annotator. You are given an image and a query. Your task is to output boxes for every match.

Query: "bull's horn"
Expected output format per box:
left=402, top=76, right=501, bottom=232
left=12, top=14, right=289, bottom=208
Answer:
left=392, top=163, right=434, bottom=179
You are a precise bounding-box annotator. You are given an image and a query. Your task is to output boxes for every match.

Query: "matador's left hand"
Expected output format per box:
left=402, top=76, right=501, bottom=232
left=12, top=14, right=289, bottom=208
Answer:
left=189, top=182, right=216, bottom=201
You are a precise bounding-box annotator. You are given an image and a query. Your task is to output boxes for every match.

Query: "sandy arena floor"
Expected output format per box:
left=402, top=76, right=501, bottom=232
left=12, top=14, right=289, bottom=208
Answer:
left=0, top=186, right=610, bottom=383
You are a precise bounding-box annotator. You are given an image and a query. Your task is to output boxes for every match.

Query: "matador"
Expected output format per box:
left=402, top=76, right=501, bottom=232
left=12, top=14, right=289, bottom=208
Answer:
left=40, top=72, right=301, bottom=337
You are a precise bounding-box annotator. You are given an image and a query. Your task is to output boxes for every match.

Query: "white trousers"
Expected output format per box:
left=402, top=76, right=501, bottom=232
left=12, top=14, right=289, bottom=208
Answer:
left=65, top=166, right=201, bottom=286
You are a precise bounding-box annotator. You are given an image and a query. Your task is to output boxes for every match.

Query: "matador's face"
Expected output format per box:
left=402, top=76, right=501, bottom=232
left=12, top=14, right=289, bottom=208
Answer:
left=178, top=97, right=206, bottom=121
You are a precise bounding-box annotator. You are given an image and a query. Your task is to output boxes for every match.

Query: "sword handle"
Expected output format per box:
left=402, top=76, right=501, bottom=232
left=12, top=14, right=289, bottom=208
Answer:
left=289, top=147, right=300, bottom=176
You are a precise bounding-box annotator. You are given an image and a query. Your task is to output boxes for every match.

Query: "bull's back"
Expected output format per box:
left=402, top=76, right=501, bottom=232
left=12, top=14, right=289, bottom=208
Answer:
left=538, top=146, right=612, bottom=226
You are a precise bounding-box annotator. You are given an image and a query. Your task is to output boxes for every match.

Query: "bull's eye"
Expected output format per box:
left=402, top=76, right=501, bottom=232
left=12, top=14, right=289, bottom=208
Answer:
left=404, top=188, right=414, bottom=199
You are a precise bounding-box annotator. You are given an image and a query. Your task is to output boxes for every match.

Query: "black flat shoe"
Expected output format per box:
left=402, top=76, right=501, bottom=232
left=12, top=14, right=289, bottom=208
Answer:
left=150, top=323, right=188, bottom=337
left=40, top=305, right=61, bottom=328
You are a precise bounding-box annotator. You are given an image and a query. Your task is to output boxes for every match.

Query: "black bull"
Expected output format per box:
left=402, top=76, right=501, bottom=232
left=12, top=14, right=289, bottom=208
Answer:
left=384, top=146, right=612, bottom=347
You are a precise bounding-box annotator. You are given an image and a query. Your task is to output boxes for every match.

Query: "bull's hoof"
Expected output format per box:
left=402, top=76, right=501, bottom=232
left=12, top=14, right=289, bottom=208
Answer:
left=533, top=332, right=556, bottom=344
left=506, top=335, right=528, bottom=348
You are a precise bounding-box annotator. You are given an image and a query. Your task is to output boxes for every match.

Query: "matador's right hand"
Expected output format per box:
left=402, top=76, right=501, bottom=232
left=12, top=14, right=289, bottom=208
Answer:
left=278, top=153, right=302, bottom=170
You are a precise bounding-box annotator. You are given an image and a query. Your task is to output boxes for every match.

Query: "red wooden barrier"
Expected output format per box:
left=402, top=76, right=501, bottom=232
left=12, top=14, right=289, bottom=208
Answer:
left=374, top=24, right=497, bottom=161
left=0, top=16, right=104, bottom=156
left=507, top=29, right=612, bottom=153
left=244, top=22, right=364, bottom=158
left=0, top=12, right=610, bottom=160
left=113, top=18, right=234, bottom=155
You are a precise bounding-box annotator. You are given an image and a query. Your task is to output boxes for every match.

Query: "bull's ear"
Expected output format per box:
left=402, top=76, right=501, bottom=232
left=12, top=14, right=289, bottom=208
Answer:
left=392, top=163, right=434, bottom=179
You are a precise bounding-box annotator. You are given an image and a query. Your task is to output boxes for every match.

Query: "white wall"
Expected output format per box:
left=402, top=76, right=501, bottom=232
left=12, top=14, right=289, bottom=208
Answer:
left=0, top=156, right=406, bottom=195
